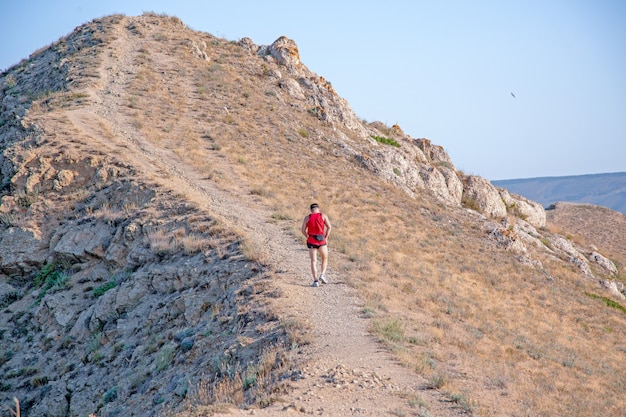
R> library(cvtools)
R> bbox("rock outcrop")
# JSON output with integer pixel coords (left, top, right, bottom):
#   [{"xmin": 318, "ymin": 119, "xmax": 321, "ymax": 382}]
[
  {"xmin": 500, "ymin": 189, "xmax": 546, "ymax": 229},
  {"xmin": 463, "ymin": 175, "xmax": 507, "ymax": 218}
]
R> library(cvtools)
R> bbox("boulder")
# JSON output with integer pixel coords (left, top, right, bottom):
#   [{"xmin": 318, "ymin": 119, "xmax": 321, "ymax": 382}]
[
  {"xmin": 548, "ymin": 235, "xmax": 594, "ymax": 277},
  {"xmin": 264, "ymin": 36, "xmax": 301, "ymax": 73},
  {"xmin": 279, "ymin": 77, "xmax": 305, "ymax": 99},
  {"xmin": 589, "ymin": 251, "xmax": 618, "ymax": 275},
  {"xmin": 414, "ymin": 138, "xmax": 453, "ymax": 165},
  {"xmin": 602, "ymin": 280, "xmax": 626, "ymax": 300},
  {"xmin": 0, "ymin": 226, "xmax": 47, "ymax": 278},
  {"xmin": 500, "ymin": 189, "xmax": 546, "ymax": 229},
  {"xmin": 53, "ymin": 169, "xmax": 77, "ymax": 190},
  {"xmin": 53, "ymin": 221, "xmax": 114, "ymax": 262},
  {"xmin": 462, "ymin": 175, "xmax": 507, "ymax": 218},
  {"xmin": 36, "ymin": 291, "xmax": 77, "ymax": 328},
  {"xmin": 438, "ymin": 166, "xmax": 464, "ymax": 205},
  {"xmin": 29, "ymin": 380, "xmax": 69, "ymax": 417}
]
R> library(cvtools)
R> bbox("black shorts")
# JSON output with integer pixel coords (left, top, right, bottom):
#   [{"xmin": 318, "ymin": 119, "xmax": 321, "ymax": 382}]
[{"xmin": 307, "ymin": 242, "xmax": 327, "ymax": 249}]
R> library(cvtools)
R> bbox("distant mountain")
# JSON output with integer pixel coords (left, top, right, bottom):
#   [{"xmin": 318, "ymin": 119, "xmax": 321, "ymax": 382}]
[{"xmin": 493, "ymin": 172, "xmax": 626, "ymax": 215}]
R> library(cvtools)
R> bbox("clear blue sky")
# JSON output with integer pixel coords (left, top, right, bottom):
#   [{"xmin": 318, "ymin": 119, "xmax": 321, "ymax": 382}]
[{"xmin": 2, "ymin": 1, "xmax": 625, "ymax": 180}]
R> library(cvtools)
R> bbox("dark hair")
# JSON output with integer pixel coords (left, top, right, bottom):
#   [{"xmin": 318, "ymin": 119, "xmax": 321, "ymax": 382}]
[{"xmin": 310, "ymin": 203, "xmax": 319, "ymax": 210}]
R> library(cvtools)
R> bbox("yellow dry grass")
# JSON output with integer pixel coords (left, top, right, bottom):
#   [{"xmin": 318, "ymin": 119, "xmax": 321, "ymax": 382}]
[{"xmin": 26, "ymin": 13, "xmax": 625, "ymax": 416}]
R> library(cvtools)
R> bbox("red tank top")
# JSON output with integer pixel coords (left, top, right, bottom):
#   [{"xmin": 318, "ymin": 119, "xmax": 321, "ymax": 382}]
[{"xmin": 307, "ymin": 212, "xmax": 326, "ymax": 245}]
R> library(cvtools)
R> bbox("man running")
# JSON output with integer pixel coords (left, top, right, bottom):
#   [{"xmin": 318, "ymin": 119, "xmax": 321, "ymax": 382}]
[{"xmin": 301, "ymin": 203, "xmax": 332, "ymax": 287}]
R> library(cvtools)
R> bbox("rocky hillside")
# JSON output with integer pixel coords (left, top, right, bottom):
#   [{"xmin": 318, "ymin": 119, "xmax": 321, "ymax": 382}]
[
  {"xmin": 547, "ymin": 202, "xmax": 626, "ymax": 275},
  {"xmin": 1, "ymin": 13, "xmax": 625, "ymax": 417}
]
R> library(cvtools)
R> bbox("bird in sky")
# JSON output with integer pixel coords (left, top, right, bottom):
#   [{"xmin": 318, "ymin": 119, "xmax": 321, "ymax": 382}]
[{"xmin": 510, "ymin": 92, "xmax": 516, "ymax": 98}]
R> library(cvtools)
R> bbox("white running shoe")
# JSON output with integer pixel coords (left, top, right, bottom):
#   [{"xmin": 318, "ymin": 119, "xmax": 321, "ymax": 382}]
[
  {"xmin": 312, "ymin": 281, "xmax": 320, "ymax": 287},
  {"xmin": 319, "ymin": 274, "xmax": 328, "ymax": 284}
]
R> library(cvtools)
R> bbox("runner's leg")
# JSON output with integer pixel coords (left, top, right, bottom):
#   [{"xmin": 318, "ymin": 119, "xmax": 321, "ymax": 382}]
[
  {"xmin": 319, "ymin": 245, "xmax": 328, "ymax": 277},
  {"xmin": 309, "ymin": 247, "xmax": 318, "ymax": 281}
]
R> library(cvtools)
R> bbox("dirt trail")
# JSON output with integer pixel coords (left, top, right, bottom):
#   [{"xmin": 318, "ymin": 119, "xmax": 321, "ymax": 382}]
[{"xmin": 67, "ymin": 17, "xmax": 463, "ymax": 416}]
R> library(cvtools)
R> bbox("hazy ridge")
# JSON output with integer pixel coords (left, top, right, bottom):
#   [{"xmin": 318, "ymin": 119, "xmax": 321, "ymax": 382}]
[{"xmin": 493, "ymin": 171, "xmax": 626, "ymax": 214}]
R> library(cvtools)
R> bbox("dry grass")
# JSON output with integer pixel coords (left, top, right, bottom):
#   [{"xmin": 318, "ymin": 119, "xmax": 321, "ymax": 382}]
[
  {"xmin": 16, "ymin": 13, "xmax": 624, "ymax": 416},
  {"xmin": 172, "ymin": 342, "xmax": 291, "ymax": 416},
  {"xmin": 145, "ymin": 221, "xmax": 221, "ymax": 256},
  {"xmin": 184, "ymin": 53, "xmax": 626, "ymax": 413}
]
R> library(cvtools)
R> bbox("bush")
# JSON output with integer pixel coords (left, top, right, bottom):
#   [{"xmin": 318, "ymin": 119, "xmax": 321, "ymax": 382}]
[
  {"xmin": 34, "ymin": 262, "xmax": 70, "ymax": 304},
  {"xmin": 371, "ymin": 135, "xmax": 400, "ymax": 147},
  {"xmin": 92, "ymin": 281, "xmax": 116, "ymax": 298}
]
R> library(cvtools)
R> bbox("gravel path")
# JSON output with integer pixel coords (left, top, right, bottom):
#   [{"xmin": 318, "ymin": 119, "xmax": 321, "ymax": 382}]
[{"xmin": 67, "ymin": 16, "xmax": 465, "ymax": 417}]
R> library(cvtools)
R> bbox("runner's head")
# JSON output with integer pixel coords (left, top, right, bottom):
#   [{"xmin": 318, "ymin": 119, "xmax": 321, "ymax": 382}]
[{"xmin": 310, "ymin": 203, "xmax": 319, "ymax": 212}]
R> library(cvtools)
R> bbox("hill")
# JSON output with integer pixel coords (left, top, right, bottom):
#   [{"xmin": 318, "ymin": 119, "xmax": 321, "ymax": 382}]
[
  {"xmin": 1, "ymin": 13, "xmax": 625, "ymax": 417},
  {"xmin": 547, "ymin": 202, "xmax": 626, "ymax": 274},
  {"xmin": 493, "ymin": 172, "xmax": 626, "ymax": 214}
]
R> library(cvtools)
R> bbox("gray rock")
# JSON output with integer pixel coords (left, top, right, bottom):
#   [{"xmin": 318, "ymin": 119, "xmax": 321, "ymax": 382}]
[
  {"xmin": 0, "ymin": 226, "xmax": 47, "ymax": 277},
  {"xmin": 548, "ymin": 235, "xmax": 594, "ymax": 277},
  {"xmin": 29, "ymin": 380, "xmax": 69, "ymax": 417},
  {"xmin": 279, "ymin": 77, "xmax": 305, "ymax": 99},
  {"xmin": 0, "ymin": 280, "xmax": 19, "ymax": 308},
  {"xmin": 35, "ymin": 291, "xmax": 76, "ymax": 327},
  {"xmin": 602, "ymin": 280, "xmax": 626, "ymax": 300},
  {"xmin": 70, "ymin": 304, "xmax": 95, "ymax": 340},
  {"xmin": 265, "ymin": 36, "xmax": 301, "ymax": 72},
  {"xmin": 463, "ymin": 175, "xmax": 507, "ymax": 218},
  {"xmin": 115, "ymin": 277, "xmax": 149, "ymax": 313},
  {"xmin": 589, "ymin": 251, "xmax": 618, "ymax": 275},
  {"xmin": 500, "ymin": 189, "xmax": 546, "ymax": 229},
  {"xmin": 53, "ymin": 221, "xmax": 113, "ymax": 262}
]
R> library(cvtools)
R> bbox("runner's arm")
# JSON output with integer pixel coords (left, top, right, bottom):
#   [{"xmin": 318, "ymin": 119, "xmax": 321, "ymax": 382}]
[
  {"xmin": 324, "ymin": 215, "xmax": 332, "ymax": 239},
  {"xmin": 301, "ymin": 215, "xmax": 309, "ymax": 237}
]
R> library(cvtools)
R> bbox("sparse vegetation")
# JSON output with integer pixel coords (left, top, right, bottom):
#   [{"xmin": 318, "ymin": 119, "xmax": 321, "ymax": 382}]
[
  {"xmin": 1, "ymin": 12, "xmax": 624, "ymax": 417},
  {"xmin": 585, "ymin": 292, "xmax": 626, "ymax": 314},
  {"xmin": 15, "ymin": 188, "xmax": 38, "ymax": 208},
  {"xmin": 155, "ymin": 345, "xmax": 175, "ymax": 372},
  {"xmin": 33, "ymin": 262, "xmax": 70, "ymax": 304},
  {"xmin": 372, "ymin": 318, "xmax": 405, "ymax": 344},
  {"xmin": 371, "ymin": 135, "xmax": 400, "ymax": 147},
  {"xmin": 92, "ymin": 281, "xmax": 116, "ymax": 298}
]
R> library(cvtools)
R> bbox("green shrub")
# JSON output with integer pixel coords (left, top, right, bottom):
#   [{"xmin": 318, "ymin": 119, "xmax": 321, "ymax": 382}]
[
  {"xmin": 372, "ymin": 318, "xmax": 405, "ymax": 343},
  {"xmin": 585, "ymin": 292, "xmax": 626, "ymax": 315},
  {"xmin": 371, "ymin": 135, "xmax": 400, "ymax": 147},
  {"xmin": 34, "ymin": 262, "xmax": 70, "ymax": 304},
  {"xmin": 155, "ymin": 345, "xmax": 175, "ymax": 372},
  {"xmin": 93, "ymin": 281, "xmax": 117, "ymax": 298},
  {"xmin": 103, "ymin": 386, "xmax": 118, "ymax": 403}
]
